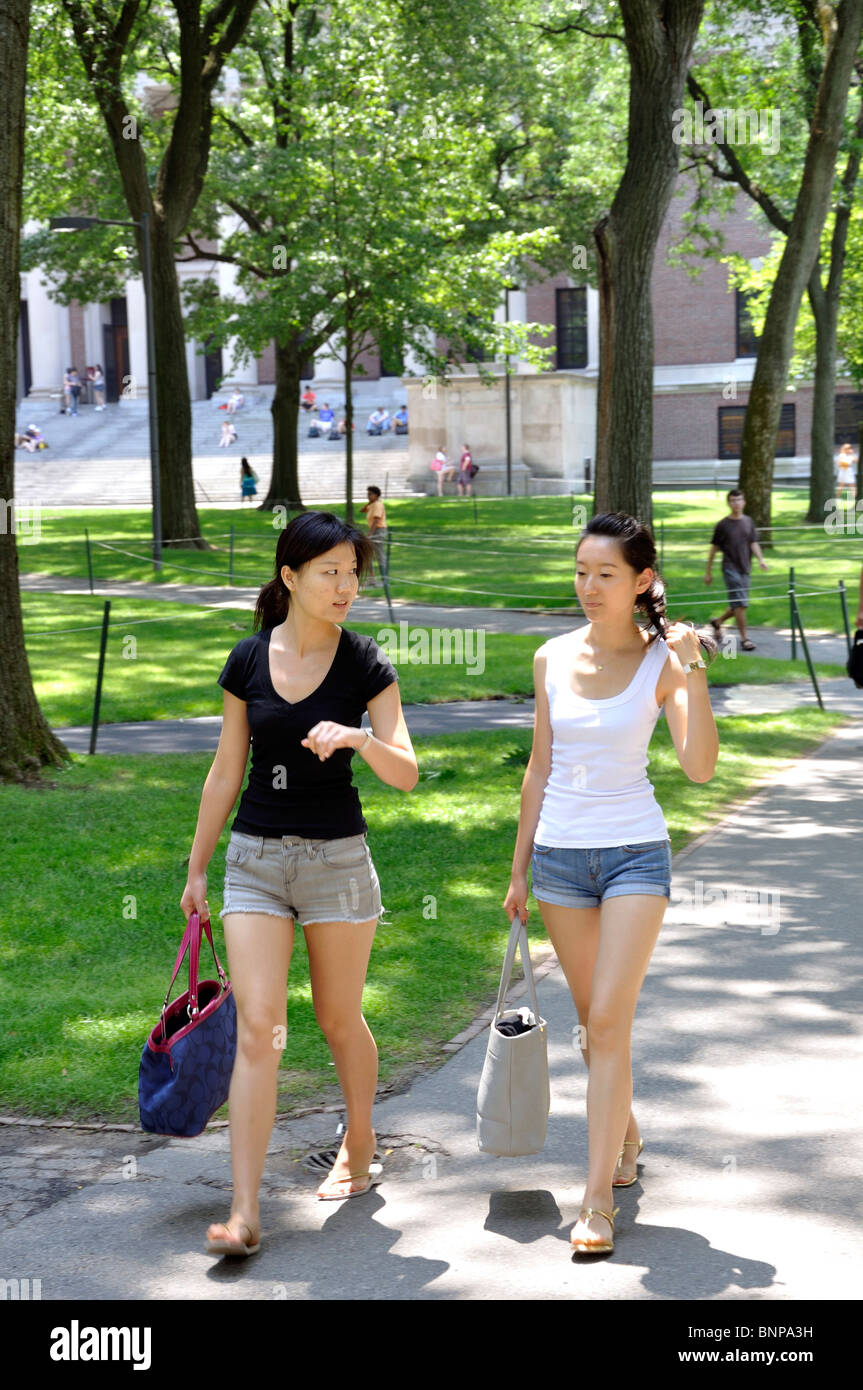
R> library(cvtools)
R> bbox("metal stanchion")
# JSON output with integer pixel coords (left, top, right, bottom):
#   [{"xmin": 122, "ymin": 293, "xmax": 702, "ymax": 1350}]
[
  {"xmin": 789, "ymin": 566, "xmax": 796, "ymax": 661},
  {"xmin": 85, "ymin": 528, "xmax": 94, "ymax": 595},
  {"xmin": 839, "ymin": 579, "xmax": 852, "ymax": 656},
  {"xmin": 790, "ymin": 592, "xmax": 823, "ymax": 710},
  {"xmin": 229, "ymin": 524, "xmax": 235, "ymax": 586},
  {"xmin": 89, "ymin": 600, "xmax": 112, "ymax": 755}
]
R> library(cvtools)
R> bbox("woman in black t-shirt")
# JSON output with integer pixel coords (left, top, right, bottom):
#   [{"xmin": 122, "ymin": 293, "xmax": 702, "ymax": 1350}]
[{"xmin": 181, "ymin": 512, "xmax": 418, "ymax": 1258}]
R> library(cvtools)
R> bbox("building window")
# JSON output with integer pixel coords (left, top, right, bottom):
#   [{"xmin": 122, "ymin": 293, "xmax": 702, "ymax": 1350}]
[
  {"xmin": 736, "ymin": 289, "xmax": 759, "ymax": 358},
  {"xmin": 556, "ymin": 288, "xmax": 587, "ymax": 369},
  {"xmin": 718, "ymin": 402, "xmax": 795, "ymax": 458},
  {"xmin": 834, "ymin": 392, "xmax": 863, "ymax": 446}
]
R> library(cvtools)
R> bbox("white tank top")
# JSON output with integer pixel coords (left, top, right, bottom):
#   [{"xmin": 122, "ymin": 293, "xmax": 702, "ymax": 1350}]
[{"xmin": 534, "ymin": 630, "xmax": 670, "ymax": 848}]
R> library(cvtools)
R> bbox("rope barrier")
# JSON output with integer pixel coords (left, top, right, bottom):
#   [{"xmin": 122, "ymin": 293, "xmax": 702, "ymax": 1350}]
[
  {"xmin": 93, "ymin": 539, "xmax": 261, "ymax": 583},
  {"xmin": 25, "ymin": 608, "xmax": 243, "ymax": 637}
]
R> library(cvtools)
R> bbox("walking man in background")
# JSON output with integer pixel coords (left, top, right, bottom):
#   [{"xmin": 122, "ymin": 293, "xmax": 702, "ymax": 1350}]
[
  {"xmin": 705, "ymin": 489, "xmax": 768, "ymax": 651},
  {"xmin": 361, "ymin": 485, "xmax": 388, "ymax": 588}
]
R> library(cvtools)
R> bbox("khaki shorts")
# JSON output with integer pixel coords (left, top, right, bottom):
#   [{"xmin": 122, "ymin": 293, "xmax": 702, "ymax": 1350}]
[{"xmin": 220, "ymin": 830, "xmax": 383, "ymax": 926}]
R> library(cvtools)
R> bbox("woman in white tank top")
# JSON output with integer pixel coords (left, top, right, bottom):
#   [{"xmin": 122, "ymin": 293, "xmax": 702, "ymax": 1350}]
[{"xmin": 503, "ymin": 512, "xmax": 718, "ymax": 1256}]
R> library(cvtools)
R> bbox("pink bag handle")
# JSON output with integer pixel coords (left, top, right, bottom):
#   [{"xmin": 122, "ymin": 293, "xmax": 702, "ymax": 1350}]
[{"xmin": 161, "ymin": 911, "xmax": 228, "ymax": 1027}]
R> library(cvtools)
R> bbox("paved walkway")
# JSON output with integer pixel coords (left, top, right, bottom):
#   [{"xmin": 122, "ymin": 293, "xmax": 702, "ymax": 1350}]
[
  {"xmin": 1, "ymin": 720, "xmax": 861, "ymax": 1298},
  {"xmin": 23, "ymin": 579, "xmax": 861, "ymax": 747}
]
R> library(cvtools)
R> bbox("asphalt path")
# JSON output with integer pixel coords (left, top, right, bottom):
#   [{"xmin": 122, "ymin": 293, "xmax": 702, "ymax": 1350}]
[{"xmin": 2, "ymin": 721, "xmax": 861, "ymax": 1300}]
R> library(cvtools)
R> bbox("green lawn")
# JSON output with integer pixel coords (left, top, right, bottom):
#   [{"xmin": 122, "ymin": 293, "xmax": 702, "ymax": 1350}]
[
  {"xmin": 0, "ymin": 711, "xmax": 846, "ymax": 1122},
  {"xmin": 21, "ymin": 593, "xmax": 848, "ymax": 727},
  {"xmin": 17, "ymin": 492, "xmax": 863, "ymax": 632}
]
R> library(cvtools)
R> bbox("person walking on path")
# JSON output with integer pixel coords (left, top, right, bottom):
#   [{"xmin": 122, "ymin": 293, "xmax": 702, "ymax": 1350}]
[
  {"xmin": 430, "ymin": 447, "xmax": 449, "ymax": 496},
  {"xmin": 705, "ymin": 489, "xmax": 768, "ymax": 651},
  {"xmin": 239, "ymin": 456, "xmax": 258, "ymax": 504},
  {"xmin": 504, "ymin": 512, "xmax": 718, "ymax": 1257},
  {"xmin": 180, "ymin": 511, "xmax": 418, "ymax": 1258},
  {"xmin": 360, "ymin": 484, "xmax": 387, "ymax": 587},
  {"xmin": 90, "ymin": 365, "xmax": 106, "ymax": 411},
  {"xmin": 457, "ymin": 444, "xmax": 477, "ymax": 497},
  {"xmin": 836, "ymin": 442, "xmax": 857, "ymax": 503}
]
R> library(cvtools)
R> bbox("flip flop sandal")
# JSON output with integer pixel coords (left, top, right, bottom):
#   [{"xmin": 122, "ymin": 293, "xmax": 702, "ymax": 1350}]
[
  {"xmin": 710, "ymin": 620, "xmax": 723, "ymax": 639},
  {"xmin": 741, "ymin": 640, "xmax": 756, "ymax": 651},
  {"xmin": 316, "ymin": 1162, "xmax": 383, "ymax": 1201},
  {"xmin": 205, "ymin": 1221, "xmax": 261, "ymax": 1257}
]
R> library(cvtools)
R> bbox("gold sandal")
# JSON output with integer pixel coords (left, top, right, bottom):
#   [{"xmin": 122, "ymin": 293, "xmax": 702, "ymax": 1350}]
[
  {"xmin": 612, "ymin": 1136, "xmax": 644, "ymax": 1187},
  {"xmin": 571, "ymin": 1205, "xmax": 619, "ymax": 1255}
]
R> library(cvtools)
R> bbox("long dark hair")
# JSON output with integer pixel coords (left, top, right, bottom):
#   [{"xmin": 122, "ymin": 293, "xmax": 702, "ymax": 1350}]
[
  {"xmin": 253, "ymin": 511, "xmax": 374, "ymax": 631},
  {"xmin": 576, "ymin": 512, "xmax": 717, "ymax": 662}
]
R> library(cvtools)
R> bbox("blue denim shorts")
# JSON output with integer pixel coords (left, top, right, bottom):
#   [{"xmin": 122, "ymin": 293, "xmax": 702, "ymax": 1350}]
[
  {"xmin": 220, "ymin": 830, "xmax": 383, "ymax": 926},
  {"xmin": 531, "ymin": 839, "xmax": 672, "ymax": 909},
  {"xmin": 722, "ymin": 562, "xmax": 751, "ymax": 609}
]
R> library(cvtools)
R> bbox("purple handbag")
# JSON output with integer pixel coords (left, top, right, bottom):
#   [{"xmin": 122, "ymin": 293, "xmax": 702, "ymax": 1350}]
[{"xmin": 138, "ymin": 911, "xmax": 237, "ymax": 1137}]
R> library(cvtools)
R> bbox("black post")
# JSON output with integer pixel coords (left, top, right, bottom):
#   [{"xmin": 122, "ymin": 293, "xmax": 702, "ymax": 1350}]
[
  {"xmin": 89, "ymin": 600, "xmax": 111, "ymax": 755},
  {"xmin": 504, "ymin": 286, "xmax": 512, "ymax": 496},
  {"xmin": 229, "ymin": 524, "xmax": 235, "ymax": 586},
  {"xmin": 789, "ymin": 566, "xmax": 796, "ymax": 661},
  {"xmin": 386, "ymin": 526, "xmax": 392, "ymax": 580},
  {"xmin": 791, "ymin": 593, "xmax": 823, "ymax": 710},
  {"xmin": 839, "ymin": 579, "xmax": 852, "ymax": 656},
  {"xmin": 140, "ymin": 212, "xmax": 162, "ymax": 574},
  {"xmin": 85, "ymin": 527, "xmax": 94, "ymax": 595}
]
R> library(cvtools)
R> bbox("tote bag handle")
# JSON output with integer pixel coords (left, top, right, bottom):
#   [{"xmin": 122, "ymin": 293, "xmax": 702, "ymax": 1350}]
[
  {"xmin": 493, "ymin": 912, "xmax": 541, "ymax": 1023},
  {"xmin": 161, "ymin": 911, "xmax": 228, "ymax": 1024}
]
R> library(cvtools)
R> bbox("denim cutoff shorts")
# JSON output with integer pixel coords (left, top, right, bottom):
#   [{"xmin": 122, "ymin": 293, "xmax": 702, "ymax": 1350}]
[
  {"xmin": 531, "ymin": 839, "xmax": 672, "ymax": 909},
  {"xmin": 220, "ymin": 830, "xmax": 383, "ymax": 926},
  {"xmin": 722, "ymin": 562, "xmax": 751, "ymax": 609}
]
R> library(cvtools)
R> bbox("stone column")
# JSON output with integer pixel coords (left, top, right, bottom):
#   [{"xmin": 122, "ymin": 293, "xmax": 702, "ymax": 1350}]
[
  {"xmin": 21, "ymin": 270, "xmax": 69, "ymax": 400},
  {"xmin": 123, "ymin": 274, "xmax": 148, "ymax": 407}
]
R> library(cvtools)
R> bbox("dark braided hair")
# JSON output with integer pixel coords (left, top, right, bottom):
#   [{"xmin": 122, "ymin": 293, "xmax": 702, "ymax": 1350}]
[
  {"xmin": 576, "ymin": 512, "xmax": 717, "ymax": 663},
  {"xmin": 253, "ymin": 511, "xmax": 374, "ymax": 632}
]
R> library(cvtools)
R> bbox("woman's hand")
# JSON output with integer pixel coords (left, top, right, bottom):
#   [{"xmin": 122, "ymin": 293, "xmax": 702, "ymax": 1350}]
[
  {"xmin": 664, "ymin": 620, "xmax": 705, "ymax": 669},
  {"xmin": 503, "ymin": 874, "xmax": 530, "ymax": 924},
  {"xmin": 302, "ymin": 721, "xmax": 361, "ymax": 761},
  {"xmin": 180, "ymin": 872, "xmax": 209, "ymax": 922}
]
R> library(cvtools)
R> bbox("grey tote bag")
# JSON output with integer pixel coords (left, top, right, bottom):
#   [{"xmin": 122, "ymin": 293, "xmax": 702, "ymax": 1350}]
[{"xmin": 476, "ymin": 913, "xmax": 550, "ymax": 1156}]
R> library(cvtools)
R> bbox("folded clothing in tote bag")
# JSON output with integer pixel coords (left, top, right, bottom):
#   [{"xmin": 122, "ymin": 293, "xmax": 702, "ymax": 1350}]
[
  {"xmin": 139, "ymin": 911, "xmax": 237, "ymax": 1137},
  {"xmin": 476, "ymin": 912, "xmax": 550, "ymax": 1156}
]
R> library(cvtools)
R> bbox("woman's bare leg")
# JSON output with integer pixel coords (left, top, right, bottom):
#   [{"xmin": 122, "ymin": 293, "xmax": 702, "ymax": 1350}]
[
  {"xmin": 573, "ymin": 894, "xmax": 667, "ymax": 1246},
  {"xmin": 304, "ymin": 918, "xmax": 379, "ymax": 1196},
  {"xmin": 206, "ymin": 911, "xmax": 293, "ymax": 1246},
  {"xmin": 538, "ymin": 899, "xmax": 641, "ymax": 1164}
]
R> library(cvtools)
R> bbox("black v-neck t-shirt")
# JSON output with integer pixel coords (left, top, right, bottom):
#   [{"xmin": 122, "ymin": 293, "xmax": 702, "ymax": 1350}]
[{"xmin": 217, "ymin": 625, "xmax": 398, "ymax": 839}]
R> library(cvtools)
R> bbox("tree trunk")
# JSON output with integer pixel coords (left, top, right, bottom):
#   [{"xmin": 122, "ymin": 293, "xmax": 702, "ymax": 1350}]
[
  {"xmin": 148, "ymin": 216, "xmax": 206, "ymax": 549},
  {"xmin": 593, "ymin": 0, "xmax": 705, "ymax": 530},
  {"xmin": 807, "ymin": 265, "xmax": 840, "ymax": 524},
  {"xmin": 344, "ymin": 304, "xmax": 355, "ymax": 525},
  {"xmin": 739, "ymin": 0, "xmax": 863, "ymax": 536},
  {"xmin": 807, "ymin": 80, "xmax": 863, "ymax": 524},
  {"xmin": 265, "ymin": 341, "xmax": 304, "ymax": 512},
  {"xmin": 0, "ymin": 0, "xmax": 69, "ymax": 782}
]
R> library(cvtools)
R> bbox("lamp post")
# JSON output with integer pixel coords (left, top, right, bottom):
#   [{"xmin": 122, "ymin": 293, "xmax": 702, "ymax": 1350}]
[
  {"xmin": 503, "ymin": 281, "xmax": 519, "ymax": 498},
  {"xmin": 49, "ymin": 214, "xmax": 162, "ymax": 572}
]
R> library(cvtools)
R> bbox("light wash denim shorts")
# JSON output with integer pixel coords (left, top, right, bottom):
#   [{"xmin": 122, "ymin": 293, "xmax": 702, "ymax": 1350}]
[
  {"xmin": 531, "ymin": 839, "xmax": 672, "ymax": 909},
  {"xmin": 722, "ymin": 562, "xmax": 751, "ymax": 609},
  {"xmin": 220, "ymin": 830, "xmax": 383, "ymax": 926}
]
